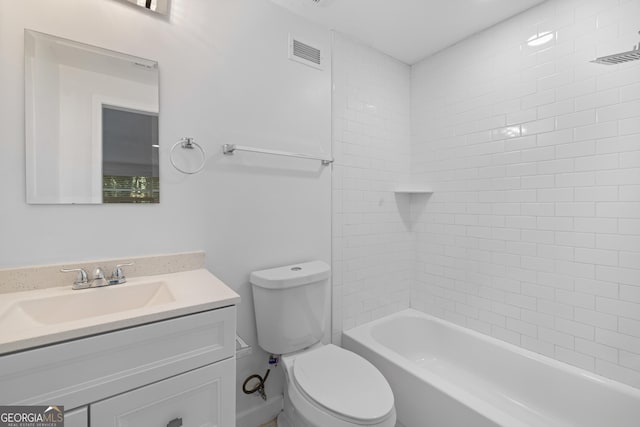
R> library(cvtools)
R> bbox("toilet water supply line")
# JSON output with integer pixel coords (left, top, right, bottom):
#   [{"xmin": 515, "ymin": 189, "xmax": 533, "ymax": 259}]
[{"xmin": 242, "ymin": 354, "xmax": 280, "ymax": 401}]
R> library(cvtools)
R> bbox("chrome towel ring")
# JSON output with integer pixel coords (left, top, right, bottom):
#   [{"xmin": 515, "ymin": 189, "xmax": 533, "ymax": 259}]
[{"xmin": 170, "ymin": 137, "xmax": 206, "ymax": 174}]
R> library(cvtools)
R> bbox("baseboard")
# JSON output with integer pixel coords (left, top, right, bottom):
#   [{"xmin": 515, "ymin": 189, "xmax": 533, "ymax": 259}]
[{"xmin": 236, "ymin": 394, "xmax": 283, "ymax": 427}]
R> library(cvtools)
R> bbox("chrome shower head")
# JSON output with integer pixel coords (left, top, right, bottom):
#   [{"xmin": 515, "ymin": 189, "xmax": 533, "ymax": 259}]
[
  {"xmin": 591, "ymin": 49, "xmax": 640, "ymax": 65},
  {"xmin": 592, "ymin": 31, "xmax": 640, "ymax": 65}
]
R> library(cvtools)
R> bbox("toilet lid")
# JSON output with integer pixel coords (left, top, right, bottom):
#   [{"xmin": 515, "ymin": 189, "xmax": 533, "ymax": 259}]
[{"xmin": 292, "ymin": 345, "xmax": 394, "ymax": 423}]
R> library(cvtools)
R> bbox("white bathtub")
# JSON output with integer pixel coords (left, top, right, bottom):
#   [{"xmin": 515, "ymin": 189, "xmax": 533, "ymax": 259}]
[{"xmin": 342, "ymin": 309, "xmax": 640, "ymax": 427}]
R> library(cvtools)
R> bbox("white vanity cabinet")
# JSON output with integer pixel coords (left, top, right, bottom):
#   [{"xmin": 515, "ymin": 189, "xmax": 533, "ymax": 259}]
[
  {"xmin": 91, "ymin": 359, "xmax": 234, "ymax": 427},
  {"xmin": 0, "ymin": 306, "xmax": 236, "ymax": 427}
]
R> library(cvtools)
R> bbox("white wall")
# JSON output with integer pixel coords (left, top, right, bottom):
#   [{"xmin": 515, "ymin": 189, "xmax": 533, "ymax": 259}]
[
  {"xmin": 331, "ymin": 33, "xmax": 412, "ymax": 343},
  {"xmin": 0, "ymin": 0, "xmax": 331, "ymax": 420},
  {"xmin": 411, "ymin": 0, "xmax": 640, "ymax": 388}
]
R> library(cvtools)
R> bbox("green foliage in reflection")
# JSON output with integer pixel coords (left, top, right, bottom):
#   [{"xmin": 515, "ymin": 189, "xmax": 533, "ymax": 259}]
[{"xmin": 103, "ymin": 175, "xmax": 159, "ymax": 203}]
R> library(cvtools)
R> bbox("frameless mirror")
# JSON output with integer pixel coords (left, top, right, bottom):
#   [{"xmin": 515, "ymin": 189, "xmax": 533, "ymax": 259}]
[
  {"xmin": 125, "ymin": 0, "xmax": 170, "ymax": 15},
  {"xmin": 25, "ymin": 30, "xmax": 160, "ymax": 204}
]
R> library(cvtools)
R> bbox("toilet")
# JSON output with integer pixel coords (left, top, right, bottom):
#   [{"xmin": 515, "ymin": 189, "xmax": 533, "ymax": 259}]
[{"xmin": 250, "ymin": 261, "xmax": 396, "ymax": 427}]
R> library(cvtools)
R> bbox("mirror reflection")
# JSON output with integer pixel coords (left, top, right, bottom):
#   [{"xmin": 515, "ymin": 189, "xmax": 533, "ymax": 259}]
[
  {"xmin": 125, "ymin": 0, "xmax": 170, "ymax": 15},
  {"xmin": 25, "ymin": 30, "xmax": 160, "ymax": 204}
]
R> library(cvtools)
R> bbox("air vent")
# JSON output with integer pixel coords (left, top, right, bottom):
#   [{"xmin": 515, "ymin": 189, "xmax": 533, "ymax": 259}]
[{"xmin": 289, "ymin": 35, "xmax": 323, "ymax": 70}]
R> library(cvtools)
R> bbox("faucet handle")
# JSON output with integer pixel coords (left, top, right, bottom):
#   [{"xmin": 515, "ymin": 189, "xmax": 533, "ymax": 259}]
[
  {"xmin": 61, "ymin": 268, "xmax": 90, "ymax": 290},
  {"xmin": 110, "ymin": 262, "xmax": 134, "ymax": 285}
]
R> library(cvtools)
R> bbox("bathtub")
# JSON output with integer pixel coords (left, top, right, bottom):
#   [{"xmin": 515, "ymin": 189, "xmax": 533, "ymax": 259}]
[{"xmin": 342, "ymin": 309, "xmax": 640, "ymax": 427}]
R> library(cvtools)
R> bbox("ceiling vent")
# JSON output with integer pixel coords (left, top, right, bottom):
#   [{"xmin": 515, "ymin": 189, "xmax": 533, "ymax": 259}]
[{"xmin": 289, "ymin": 35, "xmax": 323, "ymax": 70}]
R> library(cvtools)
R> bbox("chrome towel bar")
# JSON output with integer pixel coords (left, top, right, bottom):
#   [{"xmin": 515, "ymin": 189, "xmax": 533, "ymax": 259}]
[{"xmin": 222, "ymin": 144, "xmax": 333, "ymax": 166}]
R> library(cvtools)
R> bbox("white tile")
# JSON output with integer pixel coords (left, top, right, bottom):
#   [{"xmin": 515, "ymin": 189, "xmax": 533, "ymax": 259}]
[
  {"xmin": 539, "ymin": 327, "xmax": 574, "ymax": 348},
  {"xmin": 537, "ymin": 188, "xmax": 573, "ymax": 202},
  {"xmin": 619, "ymin": 318, "xmax": 640, "ymax": 338},
  {"xmin": 575, "ymin": 338, "xmax": 618, "ymax": 363},
  {"xmin": 596, "ymin": 328, "xmax": 640, "ymax": 354},
  {"xmin": 556, "ymin": 172, "xmax": 596, "ymax": 187},
  {"xmin": 620, "ymin": 117, "xmax": 640, "ymax": 136},
  {"xmin": 575, "ymin": 307, "xmax": 618, "ymax": 330},
  {"xmin": 555, "ymin": 231, "xmax": 595, "ymax": 248},
  {"xmin": 596, "ymin": 360, "xmax": 640, "ymax": 389},
  {"xmin": 597, "ymin": 201, "xmax": 640, "ymax": 218},
  {"xmin": 574, "ymin": 121, "xmax": 618, "ymax": 142},
  {"xmin": 409, "ymin": 0, "xmax": 640, "ymax": 390},
  {"xmin": 555, "ymin": 141, "xmax": 595, "ymax": 159},
  {"xmin": 597, "ymin": 100, "xmax": 640, "ymax": 123},
  {"xmin": 556, "ymin": 110, "xmax": 596, "ymax": 130},
  {"xmin": 555, "ymin": 346, "xmax": 595, "ymax": 371},
  {"xmin": 574, "ymin": 187, "xmax": 618, "ymax": 202},
  {"xmin": 574, "ymin": 278, "xmax": 619, "ymax": 298},
  {"xmin": 620, "ymin": 219, "xmax": 640, "ymax": 235},
  {"xmin": 574, "ymin": 88, "xmax": 619, "ymax": 111},
  {"xmin": 597, "ymin": 297, "xmax": 640, "ymax": 321},
  {"xmin": 619, "ymin": 350, "xmax": 640, "ymax": 372},
  {"xmin": 574, "ymin": 248, "xmax": 618, "ymax": 266},
  {"xmin": 596, "ymin": 265, "xmax": 640, "ymax": 286},
  {"xmin": 620, "ymin": 153, "xmax": 640, "ymax": 169},
  {"xmin": 574, "ymin": 154, "xmax": 619, "ymax": 171},
  {"xmin": 556, "ymin": 202, "xmax": 595, "ymax": 217},
  {"xmin": 620, "ymin": 285, "xmax": 640, "ymax": 304},
  {"xmin": 596, "ymin": 234, "xmax": 640, "ymax": 252}
]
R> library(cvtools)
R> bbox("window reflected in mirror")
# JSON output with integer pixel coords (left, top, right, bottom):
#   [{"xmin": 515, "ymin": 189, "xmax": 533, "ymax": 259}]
[
  {"xmin": 102, "ymin": 106, "xmax": 159, "ymax": 203},
  {"xmin": 125, "ymin": 0, "xmax": 170, "ymax": 15},
  {"xmin": 24, "ymin": 30, "xmax": 160, "ymax": 204}
]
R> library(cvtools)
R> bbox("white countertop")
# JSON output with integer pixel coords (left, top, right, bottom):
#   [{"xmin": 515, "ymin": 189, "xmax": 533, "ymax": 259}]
[{"xmin": 0, "ymin": 269, "xmax": 240, "ymax": 355}]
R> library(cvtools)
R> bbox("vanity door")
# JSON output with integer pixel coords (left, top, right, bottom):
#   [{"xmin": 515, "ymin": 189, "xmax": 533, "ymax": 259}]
[
  {"xmin": 65, "ymin": 406, "xmax": 88, "ymax": 427},
  {"xmin": 90, "ymin": 358, "xmax": 235, "ymax": 427}
]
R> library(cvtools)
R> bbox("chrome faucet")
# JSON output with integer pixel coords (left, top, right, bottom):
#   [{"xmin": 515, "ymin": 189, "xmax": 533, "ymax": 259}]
[
  {"xmin": 61, "ymin": 262, "xmax": 134, "ymax": 290},
  {"xmin": 91, "ymin": 267, "xmax": 108, "ymax": 287}
]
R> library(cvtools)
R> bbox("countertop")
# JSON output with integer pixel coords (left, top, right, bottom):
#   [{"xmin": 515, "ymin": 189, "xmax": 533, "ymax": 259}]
[{"xmin": 0, "ymin": 268, "xmax": 240, "ymax": 355}]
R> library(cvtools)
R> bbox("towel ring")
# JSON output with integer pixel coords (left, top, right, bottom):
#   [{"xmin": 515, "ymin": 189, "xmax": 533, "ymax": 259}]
[{"xmin": 170, "ymin": 137, "xmax": 206, "ymax": 174}]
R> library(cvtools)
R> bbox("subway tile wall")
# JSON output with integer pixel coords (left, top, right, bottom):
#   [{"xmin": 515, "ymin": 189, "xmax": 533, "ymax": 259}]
[
  {"xmin": 411, "ymin": 0, "xmax": 640, "ymax": 387},
  {"xmin": 332, "ymin": 32, "xmax": 412, "ymax": 344}
]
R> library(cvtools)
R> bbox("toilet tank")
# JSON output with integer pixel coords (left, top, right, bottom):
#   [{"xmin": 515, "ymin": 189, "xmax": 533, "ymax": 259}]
[{"xmin": 250, "ymin": 261, "xmax": 331, "ymax": 355}]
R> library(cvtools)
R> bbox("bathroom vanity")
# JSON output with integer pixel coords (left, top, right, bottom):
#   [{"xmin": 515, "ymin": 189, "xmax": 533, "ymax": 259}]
[{"xmin": 0, "ymin": 268, "xmax": 240, "ymax": 427}]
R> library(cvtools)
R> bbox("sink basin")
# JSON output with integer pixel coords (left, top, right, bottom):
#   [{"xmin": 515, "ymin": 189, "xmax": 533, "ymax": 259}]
[
  {"xmin": 0, "ymin": 268, "xmax": 241, "ymax": 355},
  {"xmin": 9, "ymin": 281, "xmax": 175, "ymax": 325}
]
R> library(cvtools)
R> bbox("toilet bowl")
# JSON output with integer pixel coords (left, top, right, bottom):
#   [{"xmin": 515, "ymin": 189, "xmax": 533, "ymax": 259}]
[
  {"xmin": 277, "ymin": 344, "xmax": 396, "ymax": 427},
  {"xmin": 250, "ymin": 261, "xmax": 396, "ymax": 427}
]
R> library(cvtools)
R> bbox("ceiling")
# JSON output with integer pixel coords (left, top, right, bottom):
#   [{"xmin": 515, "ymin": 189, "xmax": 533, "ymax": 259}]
[{"xmin": 270, "ymin": 0, "xmax": 548, "ymax": 64}]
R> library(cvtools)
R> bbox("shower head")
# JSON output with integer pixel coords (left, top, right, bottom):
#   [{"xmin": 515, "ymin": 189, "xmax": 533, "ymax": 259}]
[
  {"xmin": 591, "ymin": 49, "xmax": 640, "ymax": 65},
  {"xmin": 591, "ymin": 31, "xmax": 640, "ymax": 65}
]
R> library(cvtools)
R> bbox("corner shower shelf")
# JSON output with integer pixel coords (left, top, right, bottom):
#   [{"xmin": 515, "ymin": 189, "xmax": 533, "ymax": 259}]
[{"xmin": 394, "ymin": 187, "xmax": 433, "ymax": 194}]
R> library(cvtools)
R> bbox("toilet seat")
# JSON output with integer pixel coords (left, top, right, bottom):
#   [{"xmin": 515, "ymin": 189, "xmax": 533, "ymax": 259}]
[{"xmin": 291, "ymin": 344, "xmax": 395, "ymax": 425}]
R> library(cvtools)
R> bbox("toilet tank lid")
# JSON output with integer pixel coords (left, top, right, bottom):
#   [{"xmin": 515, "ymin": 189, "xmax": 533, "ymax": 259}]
[{"xmin": 250, "ymin": 260, "xmax": 330, "ymax": 289}]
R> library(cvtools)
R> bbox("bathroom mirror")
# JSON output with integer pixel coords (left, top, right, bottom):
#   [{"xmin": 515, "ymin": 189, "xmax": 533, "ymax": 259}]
[{"xmin": 25, "ymin": 30, "xmax": 160, "ymax": 204}]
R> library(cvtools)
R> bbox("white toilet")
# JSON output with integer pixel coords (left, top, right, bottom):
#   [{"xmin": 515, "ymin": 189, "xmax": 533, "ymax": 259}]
[{"xmin": 250, "ymin": 261, "xmax": 396, "ymax": 427}]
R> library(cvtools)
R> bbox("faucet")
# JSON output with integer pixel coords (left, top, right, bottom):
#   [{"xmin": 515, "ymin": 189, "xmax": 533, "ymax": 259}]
[
  {"xmin": 91, "ymin": 267, "xmax": 108, "ymax": 287},
  {"xmin": 61, "ymin": 262, "xmax": 134, "ymax": 290}
]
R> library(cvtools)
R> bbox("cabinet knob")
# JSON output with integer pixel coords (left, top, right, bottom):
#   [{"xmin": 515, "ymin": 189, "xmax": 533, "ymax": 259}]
[{"xmin": 167, "ymin": 417, "xmax": 183, "ymax": 427}]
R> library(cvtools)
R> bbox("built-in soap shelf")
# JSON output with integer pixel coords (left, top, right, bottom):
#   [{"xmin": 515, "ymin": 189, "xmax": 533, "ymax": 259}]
[{"xmin": 394, "ymin": 187, "xmax": 433, "ymax": 195}]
